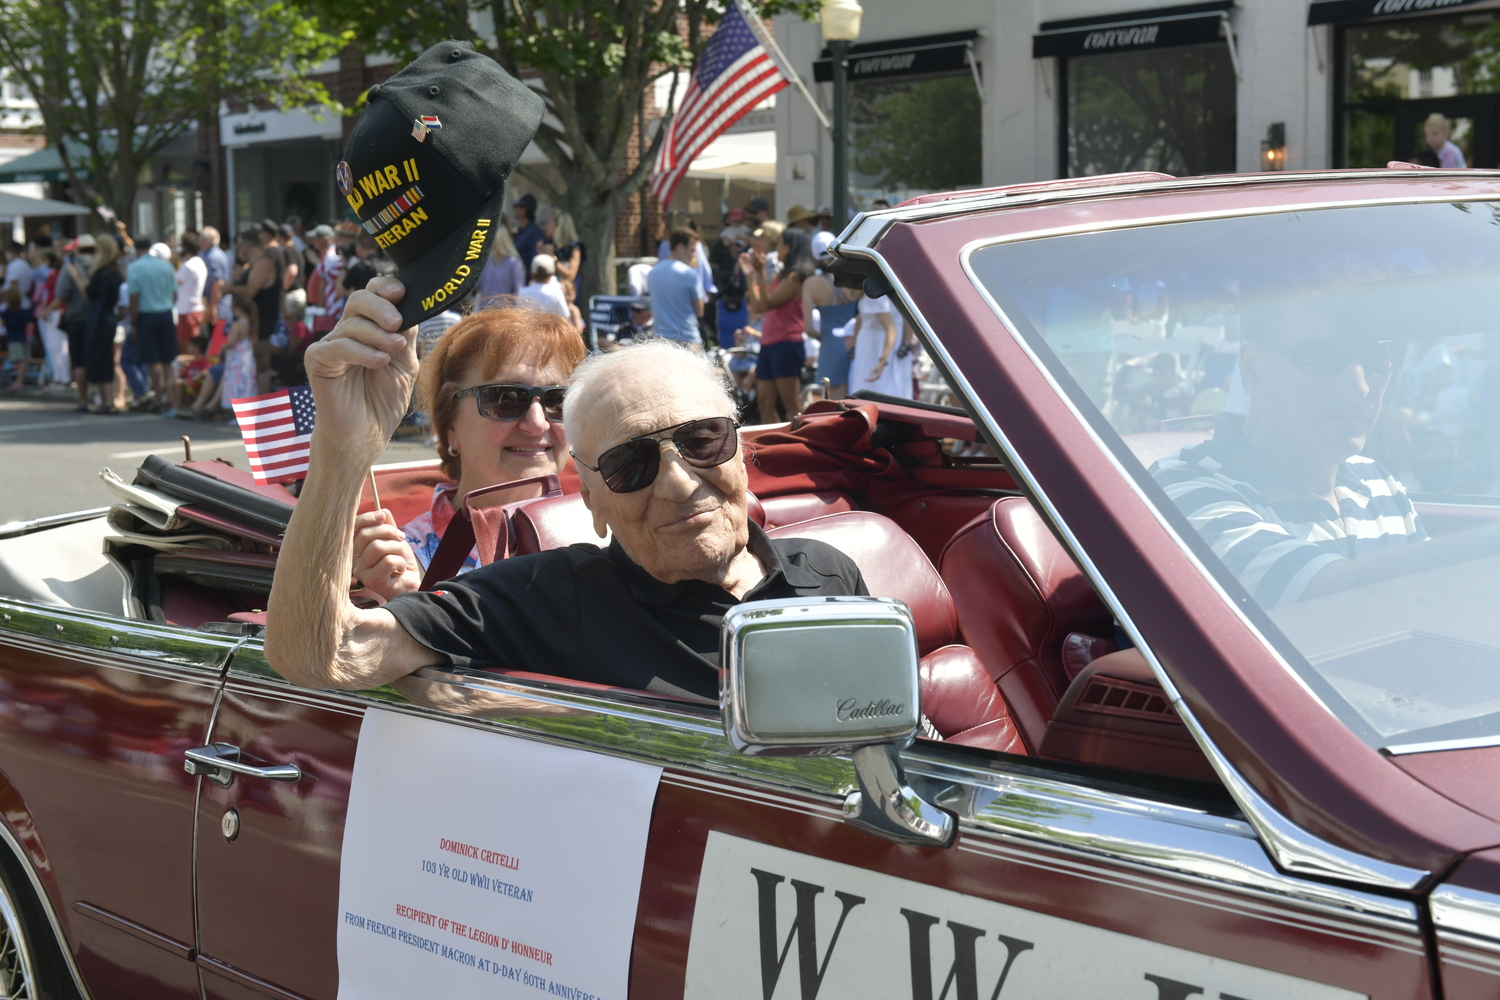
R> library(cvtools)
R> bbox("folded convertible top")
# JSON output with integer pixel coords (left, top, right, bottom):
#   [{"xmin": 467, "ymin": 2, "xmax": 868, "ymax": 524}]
[{"xmin": 134, "ymin": 455, "xmax": 295, "ymax": 537}]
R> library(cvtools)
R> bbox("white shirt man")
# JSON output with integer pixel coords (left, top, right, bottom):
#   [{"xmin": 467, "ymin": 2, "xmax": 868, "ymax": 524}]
[
  {"xmin": 175, "ymin": 251, "xmax": 207, "ymax": 317},
  {"xmin": 517, "ymin": 253, "xmax": 570, "ymax": 319}
]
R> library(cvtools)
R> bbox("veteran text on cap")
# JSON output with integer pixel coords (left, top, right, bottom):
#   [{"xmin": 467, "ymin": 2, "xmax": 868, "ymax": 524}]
[{"xmin": 338, "ymin": 41, "xmax": 545, "ymax": 328}]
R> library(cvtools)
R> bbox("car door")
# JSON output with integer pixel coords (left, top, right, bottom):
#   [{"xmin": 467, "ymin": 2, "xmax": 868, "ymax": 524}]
[
  {"xmin": 188, "ymin": 645, "xmax": 1432, "ymax": 999},
  {"xmin": 0, "ymin": 597, "xmax": 237, "ymax": 1000},
  {"xmin": 192, "ymin": 643, "xmax": 362, "ymax": 1000}
]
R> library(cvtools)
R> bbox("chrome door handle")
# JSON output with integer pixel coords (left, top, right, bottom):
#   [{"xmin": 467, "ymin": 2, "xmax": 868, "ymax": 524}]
[{"xmin": 184, "ymin": 743, "xmax": 301, "ymax": 787}]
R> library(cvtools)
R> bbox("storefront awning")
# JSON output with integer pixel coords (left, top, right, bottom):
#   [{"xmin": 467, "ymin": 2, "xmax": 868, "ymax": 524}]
[
  {"xmin": 1307, "ymin": 0, "xmax": 1489, "ymax": 25},
  {"xmin": 813, "ymin": 31, "xmax": 978, "ymax": 83},
  {"xmin": 0, "ymin": 142, "xmax": 94, "ymax": 185},
  {"xmin": 1033, "ymin": 1, "xmax": 1234, "ymax": 59},
  {"xmin": 0, "ymin": 191, "xmax": 89, "ymax": 218},
  {"xmin": 685, "ymin": 130, "xmax": 776, "ymax": 181}
]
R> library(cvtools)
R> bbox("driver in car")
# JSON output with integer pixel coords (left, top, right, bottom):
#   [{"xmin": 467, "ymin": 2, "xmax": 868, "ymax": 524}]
[
  {"xmin": 1151, "ymin": 291, "xmax": 1498, "ymax": 606},
  {"xmin": 265, "ymin": 279, "xmax": 867, "ymax": 699}
]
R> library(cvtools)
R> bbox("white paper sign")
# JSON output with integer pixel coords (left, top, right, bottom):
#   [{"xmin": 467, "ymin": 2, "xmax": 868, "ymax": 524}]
[
  {"xmin": 685, "ymin": 832, "xmax": 1366, "ymax": 1000},
  {"xmin": 337, "ymin": 708, "xmax": 662, "ymax": 1000}
]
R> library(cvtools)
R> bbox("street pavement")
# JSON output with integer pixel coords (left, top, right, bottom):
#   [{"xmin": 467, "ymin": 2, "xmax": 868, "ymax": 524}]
[{"xmin": 0, "ymin": 384, "xmax": 433, "ymax": 524}]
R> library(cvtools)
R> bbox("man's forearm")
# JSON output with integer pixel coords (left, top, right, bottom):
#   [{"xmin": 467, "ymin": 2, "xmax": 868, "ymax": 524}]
[
  {"xmin": 1305, "ymin": 519, "xmax": 1500, "ymax": 601},
  {"xmin": 265, "ymin": 434, "xmax": 375, "ymax": 687}
]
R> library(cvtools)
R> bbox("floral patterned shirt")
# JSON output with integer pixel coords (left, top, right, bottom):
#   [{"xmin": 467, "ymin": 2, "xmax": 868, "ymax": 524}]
[{"xmin": 402, "ymin": 484, "xmax": 480, "ymax": 575}]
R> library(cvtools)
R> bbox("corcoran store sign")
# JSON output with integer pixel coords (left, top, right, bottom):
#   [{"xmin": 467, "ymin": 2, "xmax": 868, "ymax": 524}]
[
  {"xmin": 1307, "ymin": 0, "xmax": 1486, "ymax": 25},
  {"xmin": 1032, "ymin": 3, "xmax": 1233, "ymax": 60},
  {"xmin": 812, "ymin": 32, "xmax": 976, "ymax": 84},
  {"xmin": 684, "ymin": 833, "xmax": 1365, "ymax": 1000}
]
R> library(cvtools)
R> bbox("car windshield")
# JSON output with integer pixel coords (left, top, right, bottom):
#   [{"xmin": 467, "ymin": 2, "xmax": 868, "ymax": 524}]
[{"xmin": 969, "ymin": 200, "xmax": 1500, "ymax": 751}]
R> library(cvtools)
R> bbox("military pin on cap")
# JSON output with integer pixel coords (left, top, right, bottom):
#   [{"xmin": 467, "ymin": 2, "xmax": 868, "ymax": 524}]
[
  {"xmin": 336, "ymin": 161, "xmax": 353, "ymax": 196},
  {"xmin": 411, "ymin": 115, "xmax": 443, "ymax": 142}
]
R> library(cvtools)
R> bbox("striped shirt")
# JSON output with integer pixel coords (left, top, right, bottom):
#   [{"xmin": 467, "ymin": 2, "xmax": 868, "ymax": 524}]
[{"xmin": 1150, "ymin": 415, "xmax": 1428, "ymax": 608}]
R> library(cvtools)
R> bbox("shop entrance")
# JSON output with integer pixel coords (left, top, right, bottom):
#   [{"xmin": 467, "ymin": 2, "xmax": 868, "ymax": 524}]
[{"xmin": 1393, "ymin": 96, "xmax": 1496, "ymax": 168}]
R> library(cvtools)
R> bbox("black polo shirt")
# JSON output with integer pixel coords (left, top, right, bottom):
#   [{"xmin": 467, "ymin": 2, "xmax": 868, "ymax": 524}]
[{"xmin": 384, "ymin": 522, "xmax": 867, "ymax": 700}]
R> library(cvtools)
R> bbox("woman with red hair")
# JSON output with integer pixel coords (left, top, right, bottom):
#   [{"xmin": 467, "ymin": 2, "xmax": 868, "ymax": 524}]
[{"xmin": 351, "ymin": 306, "xmax": 587, "ymax": 600}]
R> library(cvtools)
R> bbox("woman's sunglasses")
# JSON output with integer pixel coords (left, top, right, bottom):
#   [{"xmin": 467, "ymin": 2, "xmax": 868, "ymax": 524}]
[
  {"xmin": 573, "ymin": 416, "xmax": 739, "ymax": 494},
  {"xmin": 1253, "ymin": 338, "xmax": 1397, "ymax": 377},
  {"xmin": 453, "ymin": 383, "xmax": 566, "ymax": 422}
]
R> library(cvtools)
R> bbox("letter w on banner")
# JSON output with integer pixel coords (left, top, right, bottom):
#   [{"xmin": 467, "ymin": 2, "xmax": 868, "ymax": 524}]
[
  {"xmin": 231, "ymin": 386, "xmax": 317, "ymax": 485},
  {"xmin": 647, "ymin": 0, "xmax": 794, "ymax": 208}
]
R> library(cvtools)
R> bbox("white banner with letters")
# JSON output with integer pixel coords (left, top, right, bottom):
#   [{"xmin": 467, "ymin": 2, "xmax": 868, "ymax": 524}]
[
  {"xmin": 684, "ymin": 832, "xmax": 1366, "ymax": 1000},
  {"xmin": 337, "ymin": 708, "xmax": 662, "ymax": 1000}
]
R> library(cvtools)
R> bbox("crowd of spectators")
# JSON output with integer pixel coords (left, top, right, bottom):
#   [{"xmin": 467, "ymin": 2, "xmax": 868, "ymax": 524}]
[{"xmin": 0, "ymin": 190, "xmax": 922, "ymax": 428}]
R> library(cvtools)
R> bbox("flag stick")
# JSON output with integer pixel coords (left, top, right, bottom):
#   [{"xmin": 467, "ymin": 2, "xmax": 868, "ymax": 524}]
[
  {"xmin": 737, "ymin": 0, "xmax": 831, "ymax": 131},
  {"xmin": 368, "ymin": 470, "xmax": 382, "ymax": 512}
]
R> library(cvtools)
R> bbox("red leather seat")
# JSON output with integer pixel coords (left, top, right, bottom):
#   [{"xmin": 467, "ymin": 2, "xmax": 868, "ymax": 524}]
[
  {"xmin": 938, "ymin": 498, "xmax": 1114, "ymax": 753},
  {"xmin": 767, "ymin": 511, "xmax": 1025, "ymax": 754},
  {"xmin": 510, "ymin": 491, "xmax": 769, "ymax": 556},
  {"xmin": 511, "ymin": 493, "xmax": 609, "ymax": 555},
  {"xmin": 757, "ymin": 490, "xmax": 855, "ymax": 529}
]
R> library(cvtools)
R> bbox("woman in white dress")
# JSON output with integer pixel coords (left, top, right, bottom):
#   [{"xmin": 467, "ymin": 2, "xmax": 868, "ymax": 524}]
[{"xmin": 847, "ymin": 294, "xmax": 916, "ymax": 399}]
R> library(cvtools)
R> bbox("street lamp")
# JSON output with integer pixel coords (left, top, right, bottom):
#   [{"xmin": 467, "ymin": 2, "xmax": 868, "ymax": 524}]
[{"xmin": 821, "ymin": 0, "xmax": 862, "ymax": 235}]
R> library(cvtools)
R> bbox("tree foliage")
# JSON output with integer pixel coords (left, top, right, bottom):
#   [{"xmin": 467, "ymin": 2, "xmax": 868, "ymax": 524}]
[
  {"xmin": 0, "ymin": 0, "xmax": 345, "ymax": 220},
  {"xmin": 303, "ymin": 0, "xmax": 820, "ymax": 296},
  {"xmin": 852, "ymin": 76, "xmax": 980, "ymax": 195}
]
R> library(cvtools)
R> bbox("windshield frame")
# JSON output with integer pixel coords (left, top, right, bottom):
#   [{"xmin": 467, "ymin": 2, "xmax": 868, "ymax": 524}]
[{"xmin": 958, "ymin": 194, "xmax": 1500, "ymax": 754}]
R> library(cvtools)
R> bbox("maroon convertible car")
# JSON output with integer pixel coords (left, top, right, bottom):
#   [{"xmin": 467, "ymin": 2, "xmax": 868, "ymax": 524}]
[{"xmin": 1, "ymin": 168, "xmax": 1500, "ymax": 999}]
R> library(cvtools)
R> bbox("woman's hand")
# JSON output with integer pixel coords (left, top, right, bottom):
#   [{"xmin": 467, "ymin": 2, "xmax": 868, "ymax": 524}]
[
  {"xmin": 303, "ymin": 276, "xmax": 418, "ymax": 462},
  {"xmin": 350, "ymin": 509, "xmax": 422, "ymax": 602}
]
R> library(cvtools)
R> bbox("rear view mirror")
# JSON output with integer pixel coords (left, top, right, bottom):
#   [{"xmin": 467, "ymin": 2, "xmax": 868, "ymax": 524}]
[
  {"xmin": 721, "ymin": 597, "xmax": 953, "ymax": 848},
  {"xmin": 722, "ymin": 597, "xmax": 919, "ymax": 755}
]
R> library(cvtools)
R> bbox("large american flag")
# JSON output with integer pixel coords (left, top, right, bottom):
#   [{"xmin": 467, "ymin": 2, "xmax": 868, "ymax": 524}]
[
  {"xmin": 230, "ymin": 386, "xmax": 318, "ymax": 485},
  {"xmin": 647, "ymin": 0, "xmax": 792, "ymax": 207}
]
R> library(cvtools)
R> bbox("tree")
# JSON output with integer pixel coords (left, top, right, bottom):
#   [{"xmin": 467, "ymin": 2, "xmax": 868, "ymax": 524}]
[
  {"xmin": 303, "ymin": 0, "xmax": 819, "ymax": 298},
  {"xmin": 0, "ymin": 0, "xmax": 344, "ymax": 228},
  {"xmin": 852, "ymin": 76, "xmax": 981, "ymax": 196}
]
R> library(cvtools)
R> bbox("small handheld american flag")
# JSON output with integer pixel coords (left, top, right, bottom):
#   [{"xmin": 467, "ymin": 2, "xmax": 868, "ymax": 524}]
[
  {"xmin": 230, "ymin": 386, "xmax": 318, "ymax": 485},
  {"xmin": 647, "ymin": 0, "xmax": 793, "ymax": 208}
]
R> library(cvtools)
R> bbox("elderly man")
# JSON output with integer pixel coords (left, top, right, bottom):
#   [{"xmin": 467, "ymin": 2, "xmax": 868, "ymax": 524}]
[{"xmin": 265, "ymin": 278, "xmax": 866, "ymax": 697}]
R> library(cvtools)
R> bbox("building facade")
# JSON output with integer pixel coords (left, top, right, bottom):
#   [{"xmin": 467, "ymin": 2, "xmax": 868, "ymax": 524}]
[{"xmin": 773, "ymin": 0, "xmax": 1500, "ymax": 215}]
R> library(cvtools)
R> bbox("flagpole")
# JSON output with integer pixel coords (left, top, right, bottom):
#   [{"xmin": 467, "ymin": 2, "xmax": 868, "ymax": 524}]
[{"xmin": 738, "ymin": 0, "xmax": 831, "ymax": 131}]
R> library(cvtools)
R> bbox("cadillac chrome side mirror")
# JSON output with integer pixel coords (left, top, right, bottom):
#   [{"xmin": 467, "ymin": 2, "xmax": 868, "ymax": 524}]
[{"xmin": 722, "ymin": 597, "xmax": 954, "ymax": 847}]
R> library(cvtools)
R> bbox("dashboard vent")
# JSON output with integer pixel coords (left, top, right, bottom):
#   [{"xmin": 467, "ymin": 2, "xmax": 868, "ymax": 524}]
[{"xmin": 1075, "ymin": 676, "xmax": 1179, "ymax": 722}]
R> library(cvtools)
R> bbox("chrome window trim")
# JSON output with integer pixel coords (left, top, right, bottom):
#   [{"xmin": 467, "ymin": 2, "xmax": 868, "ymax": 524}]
[
  {"xmin": 0, "ymin": 597, "xmax": 239, "ymax": 675},
  {"xmin": 1384, "ymin": 734, "xmax": 1500, "ymax": 756},
  {"xmin": 219, "ymin": 643, "xmax": 1423, "ymax": 935},
  {"xmin": 829, "ymin": 230, "xmax": 1430, "ymax": 892},
  {"xmin": 833, "ymin": 169, "xmax": 1500, "ymax": 234},
  {"xmin": 0, "ymin": 507, "xmax": 111, "ymax": 541}
]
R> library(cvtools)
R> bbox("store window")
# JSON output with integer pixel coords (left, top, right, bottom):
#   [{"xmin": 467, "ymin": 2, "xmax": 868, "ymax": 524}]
[
  {"xmin": 1034, "ymin": 3, "xmax": 1239, "ymax": 178},
  {"xmin": 814, "ymin": 32, "xmax": 984, "ymax": 209},
  {"xmin": 1338, "ymin": 11, "xmax": 1500, "ymax": 168},
  {"xmin": 1065, "ymin": 43, "xmax": 1236, "ymax": 176},
  {"xmin": 849, "ymin": 74, "xmax": 982, "ymax": 207}
]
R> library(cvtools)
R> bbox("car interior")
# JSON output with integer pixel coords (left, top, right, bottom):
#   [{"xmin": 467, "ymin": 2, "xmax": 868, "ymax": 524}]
[{"xmin": 0, "ymin": 391, "xmax": 1229, "ymax": 787}]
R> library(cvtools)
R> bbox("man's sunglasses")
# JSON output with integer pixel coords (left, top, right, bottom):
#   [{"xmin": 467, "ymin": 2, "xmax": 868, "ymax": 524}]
[
  {"xmin": 1253, "ymin": 338, "xmax": 1397, "ymax": 377},
  {"xmin": 453, "ymin": 383, "xmax": 566, "ymax": 421},
  {"xmin": 573, "ymin": 416, "xmax": 739, "ymax": 494}
]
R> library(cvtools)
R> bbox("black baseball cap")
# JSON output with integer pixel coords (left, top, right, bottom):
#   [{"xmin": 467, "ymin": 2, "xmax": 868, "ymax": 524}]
[{"xmin": 338, "ymin": 41, "xmax": 544, "ymax": 328}]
